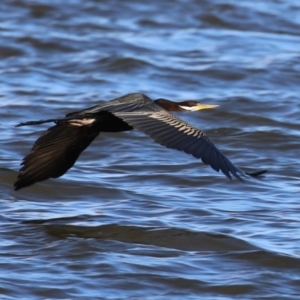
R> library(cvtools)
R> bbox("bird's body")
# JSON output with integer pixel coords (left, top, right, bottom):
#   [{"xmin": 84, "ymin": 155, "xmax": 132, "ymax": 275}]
[{"xmin": 14, "ymin": 93, "xmax": 265, "ymax": 190}]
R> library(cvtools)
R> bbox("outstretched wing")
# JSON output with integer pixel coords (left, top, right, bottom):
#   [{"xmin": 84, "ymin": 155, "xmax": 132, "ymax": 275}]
[
  {"xmin": 66, "ymin": 93, "xmax": 155, "ymax": 117},
  {"xmin": 14, "ymin": 94, "xmax": 151, "ymax": 190},
  {"xmin": 113, "ymin": 110, "xmax": 244, "ymax": 180},
  {"xmin": 14, "ymin": 121, "xmax": 100, "ymax": 190}
]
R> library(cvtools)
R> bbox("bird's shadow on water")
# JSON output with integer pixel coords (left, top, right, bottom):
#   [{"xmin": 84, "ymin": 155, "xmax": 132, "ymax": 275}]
[
  {"xmin": 22, "ymin": 215, "xmax": 258, "ymax": 252},
  {"xmin": 18, "ymin": 216, "xmax": 300, "ymax": 273}
]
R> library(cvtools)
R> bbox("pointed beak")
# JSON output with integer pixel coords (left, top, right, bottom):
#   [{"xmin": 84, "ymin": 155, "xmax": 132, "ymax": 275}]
[
  {"xmin": 195, "ymin": 103, "xmax": 219, "ymax": 111},
  {"xmin": 179, "ymin": 103, "xmax": 219, "ymax": 111}
]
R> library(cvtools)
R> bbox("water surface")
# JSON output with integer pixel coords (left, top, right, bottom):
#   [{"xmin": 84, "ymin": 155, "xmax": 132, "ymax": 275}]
[{"xmin": 1, "ymin": 0, "xmax": 300, "ymax": 299}]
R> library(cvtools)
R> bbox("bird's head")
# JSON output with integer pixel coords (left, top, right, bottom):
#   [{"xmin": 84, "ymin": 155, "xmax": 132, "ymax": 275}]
[{"xmin": 155, "ymin": 98, "xmax": 219, "ymax": 112}]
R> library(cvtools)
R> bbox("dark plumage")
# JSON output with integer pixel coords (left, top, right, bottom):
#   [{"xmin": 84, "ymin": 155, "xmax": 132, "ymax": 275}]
[{"xmin": 14, "ymin": 93, "xmax": 266, "ymax": 190}]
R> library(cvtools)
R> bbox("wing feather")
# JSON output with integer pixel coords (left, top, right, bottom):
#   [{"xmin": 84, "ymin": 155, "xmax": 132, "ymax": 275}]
[
  {"xmin": 114, "ymin": 110, "xmax": 244, "ymax": 180},
  {"xmin": 14, "ymin": 121, "xmax": 100, "ymax": 190},
  {"xmin": 66, "ymin": 94, "xmax": 154, "ymax": 117}
]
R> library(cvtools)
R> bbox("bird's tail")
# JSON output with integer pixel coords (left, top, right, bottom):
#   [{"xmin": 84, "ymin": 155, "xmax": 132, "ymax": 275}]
[
  {"xmin": 16, "ymin": 113, "xmax": 97, "ymax": 127},
  {"xmin": 16, "ymin": 118, "xmax": 65, "ymax": 127}
]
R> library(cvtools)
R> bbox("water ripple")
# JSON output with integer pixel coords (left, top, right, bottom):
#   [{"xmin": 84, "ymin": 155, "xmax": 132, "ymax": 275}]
[{"xmin": 1, "ymin": 0, "xmax": 300, "ymax": 299}]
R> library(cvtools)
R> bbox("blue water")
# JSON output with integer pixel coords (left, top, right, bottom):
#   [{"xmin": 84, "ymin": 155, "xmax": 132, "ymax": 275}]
[{"xmin": 1, "ymin": 0, "xmax": 300, "ymax": 299}]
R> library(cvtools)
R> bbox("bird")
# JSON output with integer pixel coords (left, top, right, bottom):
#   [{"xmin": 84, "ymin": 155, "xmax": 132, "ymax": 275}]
[{"xmin": 14, "ymin": 93, "xmax": 266, "ymax": 190}]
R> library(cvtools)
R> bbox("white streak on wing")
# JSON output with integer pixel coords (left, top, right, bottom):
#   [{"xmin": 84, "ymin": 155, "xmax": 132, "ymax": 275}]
[
  {"xmin": 68, "ymin": 118, "xmax": 96, "ymax": 126},
  {"xmin": 186, "ymin": 128, "xmax": 195, "ymax": 135},
  {"xmin": 149, "ymin": 112, "xmax": 201, "ymax": 136},
  {"xmin": 178, "ymin": 125, "xmax": 189, "ymax": 132}
]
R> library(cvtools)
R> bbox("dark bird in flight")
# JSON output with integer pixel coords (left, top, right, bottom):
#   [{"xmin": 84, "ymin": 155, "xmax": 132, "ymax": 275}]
[{"xmin": 14, "ymin": 93, "xmax": 266, "ymax": 190}]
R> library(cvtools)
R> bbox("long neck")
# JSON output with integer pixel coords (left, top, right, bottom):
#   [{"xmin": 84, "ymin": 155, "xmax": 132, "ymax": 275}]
[{"xmin": 154, "ymin": 98, "xmax": 184, "ymax": 111}]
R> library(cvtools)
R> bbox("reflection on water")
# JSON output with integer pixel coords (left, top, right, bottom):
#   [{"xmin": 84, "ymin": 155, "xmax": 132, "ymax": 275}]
[{"xmin": 1, "ymin": 0, "xmax": 300, "ymax": 299}]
